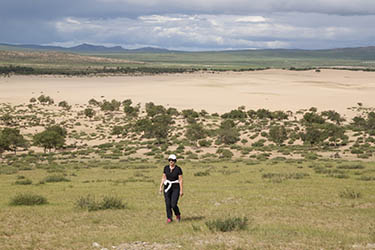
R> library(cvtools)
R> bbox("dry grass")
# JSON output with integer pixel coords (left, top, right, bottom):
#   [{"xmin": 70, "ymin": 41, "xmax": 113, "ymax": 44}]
[{"xmin": 0, "ymin": 160, "xmax": 374, "ymax": 249}]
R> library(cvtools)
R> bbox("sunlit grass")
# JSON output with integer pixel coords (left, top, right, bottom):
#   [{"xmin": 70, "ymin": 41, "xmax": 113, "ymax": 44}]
[{"xmin": 0, "ymin": 159, "xmax": 374, "ymax": 249}]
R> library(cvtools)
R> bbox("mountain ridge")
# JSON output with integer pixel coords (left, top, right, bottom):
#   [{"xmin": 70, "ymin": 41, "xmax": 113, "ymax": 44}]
[
  {"xmin": 0, "ymin": 43, "xmax": 171, "ymax": 53},
  {"xmin": 2, "ymin": 42, "xmax": 375, "ymax": 54}
]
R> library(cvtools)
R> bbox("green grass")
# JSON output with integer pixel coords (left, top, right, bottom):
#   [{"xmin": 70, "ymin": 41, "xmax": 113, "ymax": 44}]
[
  {"xmin": 2, "ymin": 47, "xmax": 375, "ymax": 74},
  {"xmin": 0, "ymin": 160, "xmax": 374, "ymax": 249},
  {"xmin": 9, "ymin": 193, "xmax": 48, "ymax": 206}
]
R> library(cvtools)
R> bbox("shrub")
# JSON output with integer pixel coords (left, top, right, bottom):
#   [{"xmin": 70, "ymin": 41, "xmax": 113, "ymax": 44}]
[
  {"xmin": 0, "ymin": 127, "xmax": 28, "ymax": 154},
  {"xmin": 84, "ymin": 108, "xmax": 96, "ymax": 119},
  {"xmin": 217, "ymin": 121, "xmax": 240, "ymax": 145},
  {"xmin": 75, "ymin": 195, "xmax": 126, "ymax": 211},
  {"xmin": 339, "ymin": 188, "xmax": 361, "ymax": 199},
  {"xmin": 37, "ymin": 95, "xmax": 54, "ymax": 105},
  {"xmin": 186, "ymin": 123, "xmax": 207, "ymax": 141},
  {"xmin": 10, "ymin": 193, "xmax": 48, "ymax": 206},
  {"xmin": 303, "ymin": 112, "xmax": 325, "ymax": 124},
  {"xmin": 182, "ymin": 109, "xmax": 199, "ymax": 119},
  {"xmin": 88, "ymin": 98, "xmax": 100, "ymax": 106},
  {"xmin": 337, "ymin": 164, "xmax": 365, "ymax": 170},
  {"xmin": 145, "ymin": 102, "xmax": 166, "ymax": 117},
  {"xmin": 262, "ymin": 172, "xmax": 309, "ymax": 181},
  {"xmin": 268, "ymin": 125, "xmax": 288, "ymax": 145},
  {"xmin": 216, "ymin": 148, "xmax": 234, "ymax": 159},
  {"xmin": 43, "ymin": 175, "xmax": 70, "ymax": 183},
  {"xmin": 58, "ymin": 101, "xmax": 71, "ymax": 110},
  {"xmin": 194, "ymin": 170, "xmax": 210, "ymax": 176},
  {"xmin": 33, "ymin": 125, "xmax": 67, "ymax": 153},
  {"xmin": 14, "ymin": 179, "xmax": 33, "ymax": 185},
  {"xmin": 221, "ymin": 109, "xmax": 247, "ymax": 119},
  {"xmin": 205, "ymin": 217, "xmax": 248, "ymax": 232},
  {"xmin": 198, "ymin": 139, "xmax": 212, "ymax": 147}
]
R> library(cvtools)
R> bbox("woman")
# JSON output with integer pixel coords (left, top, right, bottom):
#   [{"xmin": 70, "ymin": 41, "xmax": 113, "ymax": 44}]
[{"xmin": 159, "ymin": 154, "xmax": 183, "ymax": 223}]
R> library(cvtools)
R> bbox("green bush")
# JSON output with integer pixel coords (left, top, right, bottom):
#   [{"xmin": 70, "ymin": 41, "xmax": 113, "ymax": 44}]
[
  {"xmin": 75, "ymin": 195, "xmax": 126, "ymax": 211},
  {"xmin": 10, "ymin": 193, "xmax": 48, "ymax": 206},
  {"xmin": 43, "ymin": 175, "xmax": 70, "ymax": 183},
  {"xmin": 14, "ymin": 179, "xmax": 33, "ymax": 185},
  {"xmin": 216, "ymin": 148, "xmax": 234, "ymax": 159},
  {"xmin": 198, "ymin": 139, "xmax": 211, "ymax": 147},
  {"xmin": 205, "ymin": 217, "xmax": 248, "ymax": 232},
  {"xmin": 337, "ymin": 164, "xmax": 365, "ymax": 169}
]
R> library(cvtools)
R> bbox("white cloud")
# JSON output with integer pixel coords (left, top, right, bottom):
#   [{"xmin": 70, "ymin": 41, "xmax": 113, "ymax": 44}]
[
  {"xmin": 139, "ymin": 15, "xmax": 184, "ymax": 23},
  {"xmin": 66, "ymin": 17, "xmax": 81, "ymax": 25},
  {"xmin": 235, "ymin": 16, "xmax": 267, "ymax": 23},
  {"xmin": 49, "ymin": 13, "xmax": 375, "ymax": 50},
  {"xmin": 2, "ymin": 0, "xmax": 375, "ymax": 50}
]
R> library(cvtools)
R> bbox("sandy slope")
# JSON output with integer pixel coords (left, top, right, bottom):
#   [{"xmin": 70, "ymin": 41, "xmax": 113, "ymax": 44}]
[{"xmin": 1, "ymin": 69, "xmax": 375, "ymax": 115}]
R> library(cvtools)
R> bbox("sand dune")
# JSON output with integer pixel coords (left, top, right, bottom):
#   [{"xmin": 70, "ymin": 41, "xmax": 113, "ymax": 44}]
[{"xmin": 1, "ymin": 69, "xmax": 374, "ymax": 115}]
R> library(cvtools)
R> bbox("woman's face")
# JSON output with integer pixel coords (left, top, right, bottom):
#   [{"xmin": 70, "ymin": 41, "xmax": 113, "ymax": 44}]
[{"xmin": 169, "ymin": 160, "xmax": 176, "ymax": 167}]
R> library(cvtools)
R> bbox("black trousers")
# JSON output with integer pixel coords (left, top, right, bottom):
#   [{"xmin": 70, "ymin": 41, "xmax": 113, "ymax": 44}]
[{"xmin": 164, "ymin": 186, "xmax": 180, "ymax": 219}]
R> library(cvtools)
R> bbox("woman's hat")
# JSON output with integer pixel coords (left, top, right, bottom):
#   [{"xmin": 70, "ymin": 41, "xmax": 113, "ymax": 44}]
[{"xmin": 168, "ymin": 154, "xmax": 177, "ymax": 161}]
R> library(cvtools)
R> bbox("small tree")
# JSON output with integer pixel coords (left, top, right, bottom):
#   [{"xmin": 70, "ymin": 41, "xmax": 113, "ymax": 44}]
[
  {"xmin": 217, "ymin": 120, "xmax": 240, "ymax": 145},
  {"xmin": 58, "ymin": 101, "xmax": 71, "ymax": 110},
  {"xmin": 88, "ymin": 98, "xmax": 100, "ymax": 106},
  {"xmin": 33, "ymin": 125, "xmax": 67, "ymax": 153},
  {"xmin": 303, "ymin": 112, "xmax": 325, "ymax": 124},
  {"xmin": 300, "ymin": 126, "xmax": 327, "ymax": 146},
  {"xmin": 111, "ymin": 126, "xmax": 125, "ymax": 138},
  {"xmin": 84, "ymin": 108, "xmax": 96, "ymax": 119},
  {"xmin": 37, "ymin": 95, "xmax": 54, "ymax": 105},
  {"xmin": 0, "ymin": 128, "xmax": 27, "ymax": 154},
  {"xmin": 0, "ymin": 113, "xmax": 15, "ymax": 126},
  {"xmin": 186, "ymin": 123, "xmax": 207, "ymax": 141},
  {"xmin": 145, "ymin": 102, "xmax": 166, "ymax": 117},
  {"xmin": 322, "ymin": 110, "xmax": 345, "ymax": 125},
  {"xmin": 124, "ymin": 103, "xmax": 139, "ymax": 118},
  {"xmin": 268, "ymin": 125, "xmax": 288, "ymax": 146},
  {"xmin": 100, "ymin": 99, "xmax": 121, "ymax": 111}
]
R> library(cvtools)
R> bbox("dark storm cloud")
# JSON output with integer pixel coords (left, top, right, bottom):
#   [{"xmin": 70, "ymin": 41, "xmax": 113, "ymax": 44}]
[{"xmin": 2, "ymin": 0, "xmax": 375, "ymax": 19}]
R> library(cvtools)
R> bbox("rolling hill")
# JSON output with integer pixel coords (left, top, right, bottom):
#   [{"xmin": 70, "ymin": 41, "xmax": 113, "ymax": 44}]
[{"xmin": 1, "ymin": 42, "xmax": 375, "ymax": 70}]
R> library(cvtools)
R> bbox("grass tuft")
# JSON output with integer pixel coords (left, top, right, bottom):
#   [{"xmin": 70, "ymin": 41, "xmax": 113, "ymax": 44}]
[
  {"xmin": 194, "ymin": 170, "xmax": 210, "ymax": 176},
  {"xmin": 10, "ymin": 193, "xmax": 48, "ymax": 206},
  {"xmin": 14, "ymin": 179, "xmax": 33, "ymax": 185},
  {"xmin": 339, "ymin": 188, "xmax": 361, "ymax": 199},
  {"xmin": 75, "ymin": 194, "xmax": 126, "ymax": 211},
  {"xmin": 205, "ymin": 216, "xmax": 248, "ymax": 232},
  {"xmin": 43, "ymin": 175, "xmax": 70, "ymax": 183}
]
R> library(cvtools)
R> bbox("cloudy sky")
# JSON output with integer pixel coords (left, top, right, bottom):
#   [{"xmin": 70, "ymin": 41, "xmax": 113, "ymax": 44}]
[{"xmin": 1, "ymin": 0, "xmax": 375, "ymax": 51}]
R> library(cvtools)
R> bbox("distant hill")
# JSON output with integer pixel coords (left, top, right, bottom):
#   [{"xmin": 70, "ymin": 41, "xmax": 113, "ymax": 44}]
[
  {"xmin": 2, "ymin": 42, "xmax": 375, "ymax": 61},
  {"xmin": 1, "ymin": 42, "xmax": 375, "ymax": 69},
  {"xmin": 0, "ymin": 43, "xmax": 171, "ymax": 54}
]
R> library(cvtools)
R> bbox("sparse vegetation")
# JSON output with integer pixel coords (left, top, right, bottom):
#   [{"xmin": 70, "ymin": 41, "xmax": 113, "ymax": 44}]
[
  {"xmin": 75, "ymin": 194, "xmax": 126, "ymax": 211},
  {"xmin": 205, "ymin": 217, "xmax": 249, "ymax": 232},
  {"xmin": 10, "ymin": 193, "xmax": 48, "ymax": 206},
  {"xmin": 1, "ymin": 94, "xmax": 375, "ymax": 249}
]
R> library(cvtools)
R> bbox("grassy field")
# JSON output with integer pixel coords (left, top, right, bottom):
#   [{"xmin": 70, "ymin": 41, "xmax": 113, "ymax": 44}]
[
  {"xmin": 2, "ymin": 46, "xmax": 375, "ymax": 75},
  {"xmin": 91, "ymin": 51, "xmax": 375, "ymax": 69},
  {"xmin": 1, "ymin": 97, "xmax": 375, "ymax": 249},
  {"xmin": 0, "ymin": 159, "xmax": 374, "ymax": 249}
]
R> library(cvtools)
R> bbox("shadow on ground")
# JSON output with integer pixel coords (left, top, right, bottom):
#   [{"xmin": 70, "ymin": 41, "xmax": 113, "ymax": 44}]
[{"xmin": 181, "ymin": 216, "xmax": 205, "ymax": 222}]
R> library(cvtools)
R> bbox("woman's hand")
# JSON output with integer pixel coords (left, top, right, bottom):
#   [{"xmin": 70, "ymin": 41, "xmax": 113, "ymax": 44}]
[{"xmin": 180, "ymin": 190, "xmax": 184, "ymax": 197}]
